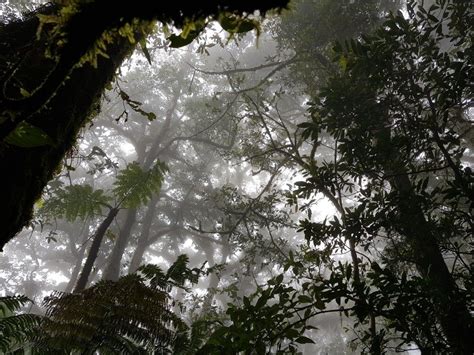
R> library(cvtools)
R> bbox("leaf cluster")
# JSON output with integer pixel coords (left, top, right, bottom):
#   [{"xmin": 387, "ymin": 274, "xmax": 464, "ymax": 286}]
[
  {"xmin": 113, "ymin": 161, "xmax": 168, "ymax": 209},
  {"xmin": 0, "ymin": 296, "xmax": 42, "ymax": 353},
  {"xmin": 41, "ymin": 184, "xmax": 110, "ymax": 222}
]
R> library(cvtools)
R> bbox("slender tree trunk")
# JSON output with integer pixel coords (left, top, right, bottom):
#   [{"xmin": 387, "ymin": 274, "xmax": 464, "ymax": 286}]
[
  {"xmin": 63, "ymin": 222, "xmax": 90, "ymax": 293},
  {"xmin": 128, "ymin": 198, "xmax": 157, "ymax": 273},
  {"xmin": 128, "ymin": 240, "xmax": 149, "ymax": 274},
  {"xmin": 102, "ymin": 208, "xmax": 137, "ymax": 281},
  {"xmin": 201, "ymin": 243, "xmax": 222, "ymax": 315},
  {"xmin": 64, "ymin": 245, "xmax": 87, "ymax": 293},
  {"xmin": 103, "ymin": 90, "xmax": 180, "ymax": 279},
  {"xmin": 74, "ymin": 207, "xmax": 119, "ymax": 292},
  {"xmin": 203, "ymin": 234, "xmax": 232, "ymax": 312}
]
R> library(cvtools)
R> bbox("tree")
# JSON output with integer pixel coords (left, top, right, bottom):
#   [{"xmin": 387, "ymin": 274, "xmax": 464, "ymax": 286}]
[
  {"xmin": 302, "ymin": 1, "xmax": 473, "ymax": 351},
  {"xmin": 40, "ymin": 161, "xmax": 167, "ymax": 291},
  {"xmin": 200, "ymin": 0, "xmax": 473, "ymax": 353},
  {"xmin": 2, "ymin": 0, "xmax": 471, "ymax": 353},
  {"xmin": 0, "ymin": 0, "xmax": 289, "ymax": 251}
]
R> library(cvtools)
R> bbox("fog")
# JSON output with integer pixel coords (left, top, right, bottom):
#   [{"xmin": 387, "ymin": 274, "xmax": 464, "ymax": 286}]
[{"xmin": 0, "ymin": 0, "xmax": 471, "ymax": 353}]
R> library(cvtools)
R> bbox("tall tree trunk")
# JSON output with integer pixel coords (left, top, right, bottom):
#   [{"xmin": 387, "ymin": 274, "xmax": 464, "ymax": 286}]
[
  {"xmin": 128, "ymin": 239, "xmax": 149, "ymax": 274},
  {"xmin": 378, "ymin": 124, "xmax": 474, "ymax": 353},
  {"xmin": 64, "ymin": 244, "xmax": 87, "ymax": 293},
  {"xmin": 102, "ymin": 208, "xmax": 137, "ymax": 281},
  {"xmin": 63, "ymin": 221, "xmax": 91, "ymax": 293},
  {"xmin": 201, "ymin": 247, "xmax": 229, "ymax": 315},
  {"xmin": 74, "ymin": 207, "xmax": 119, "ymax": 292},
  {"xmin": 0, "ymin": 5, "xmax": 138, "ymax": 251},
  {"xmin": 128, "ymin": 198, "xmax": 158, "ymax": 274},
  {"xmin": 389, "ymin": 169, "xmax": 473, "ymax": 353}
]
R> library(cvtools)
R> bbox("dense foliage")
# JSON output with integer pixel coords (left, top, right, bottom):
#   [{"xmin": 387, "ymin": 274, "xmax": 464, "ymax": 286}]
[
  {"xmin": 197, "ymin": 1, "xmax": 473, "ymax": 353},
  {"xmin": 0, "ymin": 0, "xmax": 472, "ymax": 354}
]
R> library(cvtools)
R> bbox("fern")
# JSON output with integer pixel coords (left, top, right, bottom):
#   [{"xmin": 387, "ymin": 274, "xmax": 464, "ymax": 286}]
[
  {"xmin": 0, "ymin": 262, "xmax": 198, "ymax": 353},
  {"xmin": 41, "ymin": 184, "xmax": 110, "ymax": 221},
  {"xmin": 0, "ymin": 296, "xmax": 42, "ymax": 353},
  {"xmin": 34, "ymin": 256, "xmax": 193, "ymax": 354},
  {"xmin": 39, "ymin": 161, "xmax": 167, "ymax": 224},
  {"xmin": 113, "ymin": 161, "xmax": 167, "ymax": 209},
  {"xmin": 0, "ymin": 295, "xmax": 31, "ymax": 316},
  {"xmin": 38, "ymin": 277, "xmax": 179, "ymax": 353}
]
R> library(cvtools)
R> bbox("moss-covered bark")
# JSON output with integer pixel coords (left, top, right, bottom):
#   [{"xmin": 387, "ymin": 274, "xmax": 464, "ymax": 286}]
[{"xmin": 0, "ymin": 5, "xmax": 138, "ymax": 251}]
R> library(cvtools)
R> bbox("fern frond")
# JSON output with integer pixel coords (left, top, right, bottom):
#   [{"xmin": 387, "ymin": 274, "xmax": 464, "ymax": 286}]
[
  {"xmin": 41, "ymin": 184, "xmax": 111, "ymax": 221},
  {"xmin": 0, "ymin": 295, "xmax": 31, "ymax": 317},
  {"xmin": 137, "ymin": 264, "xmax": 168, "ymax": 290},
  {"xmin": 0, "ymin": 296, "xmax": 42, "ymax": 353},
  {"xmin": 113, "ymin": 161, "xmax": 167, "ymax": 209},
  {"xmin": 36, "ymin": 263, "xmax": 186, "ymax": 353}
]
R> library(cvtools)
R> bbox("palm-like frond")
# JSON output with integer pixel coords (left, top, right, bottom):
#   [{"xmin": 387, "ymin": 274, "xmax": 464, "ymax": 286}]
[
  {"xmin": 41, "ymin": 184, "xmax": 110, "ymax": 221},
  {"xmin": 0, "ymin": 296, "xmax": 42, "ymax": 353},
  {"xmin": 34, "ymin": 256, "xmax": 192, "ymax": 354},
  {"xmin": 113, "ymin": 161, "xmax": 167, "ymax": 209}
]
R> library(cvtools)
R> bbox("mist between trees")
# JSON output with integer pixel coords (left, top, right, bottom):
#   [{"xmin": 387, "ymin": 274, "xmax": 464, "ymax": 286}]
[{"xmin": 0, "ymin": 0, "xmax": 472, "ymax": 354}]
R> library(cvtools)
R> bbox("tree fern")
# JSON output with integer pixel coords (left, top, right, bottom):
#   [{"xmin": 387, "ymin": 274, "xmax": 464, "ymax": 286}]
[
  {"xmin": 40, "ymin": 161, "xmax": 167, "ymax": 224},
  {"xmin": 41, "ymin": 184, "xmax": 111, "ymax": 222},
  {"xmin": 113, "ymin": 161, "xmax": 168, "ymax": 209},
  {"xmin": 34, "ymin": 256, "xmax": 193, "ymax": 354}
]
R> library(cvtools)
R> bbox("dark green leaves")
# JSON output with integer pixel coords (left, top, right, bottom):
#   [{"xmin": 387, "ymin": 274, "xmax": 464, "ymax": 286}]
[
  {"xmin": 119, "ymin": 89, "xmax": 157, "ymax": 121},
  {"xmin": 168, "ymin": 31, "xmax": 201, "ymax": 48},
  {"xmin": 138, "ymin": 254, "xmax": 202, "ymax": 290},
  {"xmin": 295, "ymin": 336, "xmax": 315, "ymax": 344},
  {"xmin": 41, "ymin": 161, "xmax": 167, "ymax": 225},
  {"xmin": 38, "ymin": 256, "xmax": 192, "ymax": 353},
  {"xmin": 0, "ymin": 296, "xmax": 42, "ymax": 353},
  {"xmin": 5, "ymin": 122, "xmax": 55, "ymax": 148},
  {"xmin": 218, "ymin": 14, "xmax": 258, "ymax": 34},
  {"xmin": 288, "ymin": 0, "xmax": 474, "ymax": 352},
  {"xmin": 139, "ymin": 38, "xmax": 152, "ymax": 64},
  {"xmin": 167, "ymin": 21, "xmax": 206, "ymax": 48},
  {"xmin": 167, "ymin": 14, "xmax": 259, "ymax": 49},
  {"xmin": 0, "ymin": 295, "xmax": 32, "ymax": 317}
]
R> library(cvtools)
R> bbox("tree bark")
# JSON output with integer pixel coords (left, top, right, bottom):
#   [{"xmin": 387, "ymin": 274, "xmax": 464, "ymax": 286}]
[
  {"xmin": 102, "ymin": 208, "xmax": 137, "ymax": 281},
  {"xmin": 376, "ymin": 121, "xmax": 474, "ymax": 353},
  {"xmin": 389, "ymin": 169, "xmax": 473, "ymax": 354},
  {"xmin": 0, "ymin": 5, "xmax": 138, "ymax": 251},
  {"xmin": 64, "ymin": 242, "xmax": 87, "ymax": 294},
  {"xmin": 128, "ymin": 238, "xmax": 149, "ymax": 274},
  {"xmin": 63, "ymin": 221, "xmax": 91, "ymax": 293},
  {"xmin": 74, "ymin": 207, "xmax": 119, "ymax": 292},
  {"xmin": 201, "ymin": 242, "xmax": 228, "ymax": 315},
  {"xmin": 128, "ymin": 197, "xmax": 158, "ymax": 274}
]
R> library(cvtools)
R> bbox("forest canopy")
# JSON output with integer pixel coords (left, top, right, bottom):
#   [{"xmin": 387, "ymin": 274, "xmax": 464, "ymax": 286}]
[{"xmin": 0, "ymin": 0, "xmax": 472, "ymax": 354}]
